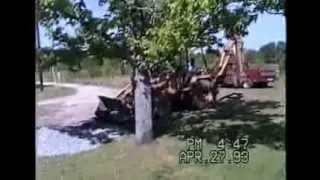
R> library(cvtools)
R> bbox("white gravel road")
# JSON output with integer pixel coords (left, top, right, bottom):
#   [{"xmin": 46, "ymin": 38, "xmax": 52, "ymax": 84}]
[
  {"xmin": 36, "ymin": 82, "xmax": 123, "ymax": 157},
  {"xmin": 36, "ymin": 82, "xmax": 119, "ymax": 127}
]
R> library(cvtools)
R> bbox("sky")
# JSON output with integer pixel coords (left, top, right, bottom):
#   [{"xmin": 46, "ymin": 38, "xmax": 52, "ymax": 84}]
[
  {"xmin": 39, "ymin": 1, "xmax": 286, "ymax": 50},
  {"xmin": 243, "ymin": 13, "xmax": 286, "ymax": 50}
]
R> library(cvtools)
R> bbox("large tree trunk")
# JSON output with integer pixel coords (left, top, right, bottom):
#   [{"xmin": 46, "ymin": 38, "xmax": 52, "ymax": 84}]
[
  {"xmin": 36, "ymin": 0, "xmax": 44, "ymax": 91},
  {"xmin": 134, "ymin": 69, "xmax": 153, "ymax": 145}
]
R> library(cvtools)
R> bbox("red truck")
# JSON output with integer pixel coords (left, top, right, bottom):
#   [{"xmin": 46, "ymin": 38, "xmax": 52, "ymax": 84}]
[{"xmin": 221, "ymin": 63, "xmax": 277, "ymax": 88}]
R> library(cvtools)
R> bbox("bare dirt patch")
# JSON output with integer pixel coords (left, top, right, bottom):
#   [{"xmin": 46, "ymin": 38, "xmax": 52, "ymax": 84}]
[{"xmin": 36, "ymin": 103, "xmax": 67, "ymax": 127}]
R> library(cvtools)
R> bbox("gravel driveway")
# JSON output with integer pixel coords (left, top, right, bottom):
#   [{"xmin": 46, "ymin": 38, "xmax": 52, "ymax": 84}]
[
  {"xmin": 36, "ymin": 82, "xmax": 122, "ymax": 157},
  {"xmin": 36, "ymin": 82, "xmax": 120, "ymax": 128}
]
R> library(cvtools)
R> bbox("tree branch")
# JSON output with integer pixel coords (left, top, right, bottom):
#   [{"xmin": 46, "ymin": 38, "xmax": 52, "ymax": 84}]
[
  {"xmin": 265, "ymin": 9, "xmax": 284, "ymax": 15},
  {"xmin": 132, "ymin": 6, "xmax": 154, "ymax": 12}
]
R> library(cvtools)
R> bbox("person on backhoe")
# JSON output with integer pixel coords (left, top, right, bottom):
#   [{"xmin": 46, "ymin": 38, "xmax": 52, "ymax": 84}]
[
  {"xmin": 187, "ymin": 57, "xmax": 196, "ymax": 73},
  {"xmin": 184, "ymin": 57, "xmax": 196, "ymax": 85}
]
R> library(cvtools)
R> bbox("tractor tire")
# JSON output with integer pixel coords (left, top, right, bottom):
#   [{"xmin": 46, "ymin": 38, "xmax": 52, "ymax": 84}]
[
  {"xmin": 260, "ymin": 82, "xmax": 269, "ymax": 88},
  {"xmin": 242, "ymin": 81, "xmax": 252, "ymax": 89},
  {"xmin": 267, "ymin": 82, "xmax": 275, "ymax": 88}
]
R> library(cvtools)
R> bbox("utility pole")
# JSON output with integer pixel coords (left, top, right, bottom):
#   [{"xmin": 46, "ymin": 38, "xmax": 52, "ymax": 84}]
[{"xmin": 36, "ymin": 0, "xmax": 44, "ymax": 91}]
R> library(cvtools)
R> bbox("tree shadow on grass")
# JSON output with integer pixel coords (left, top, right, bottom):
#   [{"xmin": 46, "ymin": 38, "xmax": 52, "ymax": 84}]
[
  {"xmin": 162, "ymin": 93, "xmax": 285, "ymax": 150},
  {"xmin": 45, "ymin": 93, "xmax": 285, "ymax": 149}
]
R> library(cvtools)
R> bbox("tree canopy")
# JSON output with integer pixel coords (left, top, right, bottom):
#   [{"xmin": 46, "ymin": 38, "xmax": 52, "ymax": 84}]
[{"xmin": 38, "ymin": 0, "xmax": 285, "ymax": 73}]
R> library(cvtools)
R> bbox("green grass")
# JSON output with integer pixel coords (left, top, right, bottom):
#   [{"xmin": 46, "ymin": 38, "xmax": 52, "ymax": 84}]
[
  {"xmin": 36, "ymin": 136, "xmax": 285, "ymax": 180},
  {"xmin": 69, "ymin": 75, "xmax": 130, "ymax": 88},
  {"xmin": 36, "ymin": 72, "xmax": 285, "ymax": 180},
  {"xmin": 36, "ymin": 85, "xmax": 77, "ymax": 102}
]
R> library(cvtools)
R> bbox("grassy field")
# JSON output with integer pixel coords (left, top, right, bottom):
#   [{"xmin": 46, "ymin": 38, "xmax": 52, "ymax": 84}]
[
  {"xmin": 36, "ymin": 76, "xmax": 285, "ymax": 180},
  {"xmin": 36, "ymin": 136, "xmax": 284, "ymax": 180},
  {"xmin": 68, "ymin": 75, "xmax": 130, "ymax": 88},
  {"xmin": 36, "ymin": 84, "xmax": 77, "ymax": 102}
]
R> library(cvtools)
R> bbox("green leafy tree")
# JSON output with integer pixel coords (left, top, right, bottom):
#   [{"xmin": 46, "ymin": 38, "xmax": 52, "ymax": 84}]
[
  {"xmin": 40, "ymin": 0, "xmax": 285, "ymax": 145},
  {"xmin": 245, "ymin": 49, "xmax": 258, "ymax": 63},
  {"xmin": 276, "ymin": 41, "xmax": 286, "ymax": 72},
  {"xmin": 258, "ymin": 41, "xmax": 286, "ymax": 67},
  {"xmin": 245, "ymin": 41, "xmax": 285, "ymax": 72},
  {"xmin": 259, "ymin": 42, "xmax": 277, "ymax": 63}
]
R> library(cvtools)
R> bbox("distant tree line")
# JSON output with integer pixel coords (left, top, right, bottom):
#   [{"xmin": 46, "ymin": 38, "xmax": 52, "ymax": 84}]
[
  {"xmin": 191, "ymin": 41, "xmax": 286, "ymax": 73},
  {"xmin": 40, "ymin": 40, "xmax": 286, "ymax": 78},
  {"xmin": 245, "ymin": 41, "xmax": 286, "ymax": 73}
]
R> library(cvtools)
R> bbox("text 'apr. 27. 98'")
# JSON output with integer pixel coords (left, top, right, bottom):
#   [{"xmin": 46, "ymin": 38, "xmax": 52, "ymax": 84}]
[{"xmin": 178, "ymin": 137, "xmax": 250, "ymax": 165}]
